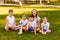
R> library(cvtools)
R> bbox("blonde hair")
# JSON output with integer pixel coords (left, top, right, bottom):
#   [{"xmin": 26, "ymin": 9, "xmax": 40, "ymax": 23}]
[{"xmin": 42, "ymin": 17, "xmax": 47, "ymax": 20}]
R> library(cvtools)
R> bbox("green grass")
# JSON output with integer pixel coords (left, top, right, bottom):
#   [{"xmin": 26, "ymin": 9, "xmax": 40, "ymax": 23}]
[
  {"xmin": 0, "ymin": 10, "xmax": 60, "ymax": 40},
  {"xmin": 0, "ymin": 6, "xmax": 60, "ymax": 15}
]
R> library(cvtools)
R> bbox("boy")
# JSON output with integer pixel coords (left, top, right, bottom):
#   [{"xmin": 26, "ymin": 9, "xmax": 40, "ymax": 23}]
[
  {"xmin": 27, "ymin": 16, "xmax": 39, "ymax": 34},
  {"xmin": 41, "ymin": 17, "xmax": 51, "ymax": 35},
  {"xmin": 18, "ymin": 14, "xmax": 28, "ymax": 34},
  {"xmin": 5, "ymin": 9, "xmax": 16, "ymax": 31}
]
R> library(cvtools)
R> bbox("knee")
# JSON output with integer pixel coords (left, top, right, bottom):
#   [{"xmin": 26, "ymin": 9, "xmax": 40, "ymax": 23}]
[{"xmin": 5, "ymin": 25, "xmax": 8, "ymax": 30}]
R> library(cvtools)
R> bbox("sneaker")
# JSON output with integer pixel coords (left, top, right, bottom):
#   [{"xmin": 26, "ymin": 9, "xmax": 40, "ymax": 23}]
[
  {"xmin": 18, "ymin": 29, "xmax": 22, "ymax": 34},
  {"xmin": 18, "ymin": 32, "xmax": 22, "ymax": 34}
]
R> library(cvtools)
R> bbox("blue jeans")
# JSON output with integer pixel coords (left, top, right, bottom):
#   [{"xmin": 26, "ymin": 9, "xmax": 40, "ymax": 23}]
[{"xmin": 29, "ymin": 26, "xmax": 33, "ymax": 32}]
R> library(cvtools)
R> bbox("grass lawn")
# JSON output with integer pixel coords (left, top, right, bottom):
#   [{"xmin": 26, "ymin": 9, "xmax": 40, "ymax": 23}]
[
  {"xmin": 0, "ymin": 11, "xmax": 60, "ymax": 40},
  {"xmin": 0, "ymin": 6, "xmax": 60, "ymax": 40},
  {"xmin": 0, "ymin": 6, "xmax": 60, "ymax": 15}
]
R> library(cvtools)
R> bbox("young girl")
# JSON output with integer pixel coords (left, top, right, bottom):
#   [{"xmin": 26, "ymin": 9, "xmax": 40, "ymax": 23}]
[
  {"xmin": 31, "ymin": 9, "xmax": 41, "ymax": 32},
  {"xmin": 18, "ymin": 14, "xmax": 28, "ymax": 34},
  {"xmin": 41, "ymin": 17, "xmax": 51, "ymax": 35},
  {"xmin": 5, "ymin": 9, "xmax": 16, "ymax": 31},
  {"xmin": 27, "ymin": 16, "xmax": 38, "ymax": 34}
]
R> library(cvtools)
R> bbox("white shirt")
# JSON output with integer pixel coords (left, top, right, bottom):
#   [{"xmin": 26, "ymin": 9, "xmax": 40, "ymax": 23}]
[
  {"xmin": 19, "ymin": 19, "xmax": 28, "ymax": 26},
  {"xmin": 34, "ymin": 16, "xmax": 40, "ymax": 24},
  {"xmin": 7, "ymin": 16, "xmax": 15, "ymax": 25},
  {"xmin": 41, "ymin": 22, "xmax": 50, "ymax": 29},
  {"xmin": 29, "ymin": 21, "xmax": 36, "ymax": 27}
]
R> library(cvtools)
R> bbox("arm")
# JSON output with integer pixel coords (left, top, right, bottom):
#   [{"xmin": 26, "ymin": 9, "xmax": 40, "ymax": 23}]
[
  {"xmin": 41, "ymin": 23, "xmax": 43, "ymax": 32},
  {"xmin": 6, "ymin": 17, "xmax": 8, "ymax": 26},
  {"xmin": 37, "ymin": 17, "xmax": 41, "ymax": 28},
  {"xmin": 26, "ymin": 22, "xmax": 30, "ymax": 30},
  {"xmin": 34, "ymin": 22, "xmax": 37, "ymax": 34},
  {"xmin": 38, "ymin": 20, "xmax": 40, "ymax": 28},
  {"xmin": 47, "ymin": 23, "xmax": 50, "ymax": 32},
  {"xmin": 14, "ymin": 17, "xmax": 16, "ymax": 26}
]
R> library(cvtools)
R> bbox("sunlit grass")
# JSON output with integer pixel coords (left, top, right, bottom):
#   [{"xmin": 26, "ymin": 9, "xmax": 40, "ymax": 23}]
[{"xmin": 0, "ymin": 6, "xmax": 60, "ymax": 15}]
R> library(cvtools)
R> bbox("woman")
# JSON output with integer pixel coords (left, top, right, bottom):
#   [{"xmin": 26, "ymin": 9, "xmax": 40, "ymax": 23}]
[{"xmin": 31, "ymin": 9, "xmax": 41, "ymax": 32}]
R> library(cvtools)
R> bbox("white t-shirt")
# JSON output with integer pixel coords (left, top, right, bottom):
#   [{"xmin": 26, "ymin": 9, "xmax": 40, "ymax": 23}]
[
  {"xmin": 33, "ymin": 16, "xmax": 40, "ymax": 24},
  {"xmin": 41, "ymin": 22, "xmax": 50, "ymax": 29},
  {"xmin": 7, "ymin": 16, "xmax": 15, "ymax": 25},
  {"xmin": 29, "ymin": 21, "xmax": 36, "ymax": 27},
  {"xmin": 19, "ymin": 19, "xmax": 28, "ymax": 26}
]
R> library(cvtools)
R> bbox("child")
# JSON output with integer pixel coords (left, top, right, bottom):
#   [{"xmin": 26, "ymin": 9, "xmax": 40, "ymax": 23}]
[
  {"xmin": 41, "ymin": 17, "xmax": 51, "ymax": 35},
  {"xmin": 18, "ymin": 14, "xmax": 28, "ymax": 34},
  {"xmin": 5, "ymin": 9, "xmax": 16, "ymax": 31},
  {"xmin": 27, "ymin": 16, "xmax": 39, "ymax": 34}
]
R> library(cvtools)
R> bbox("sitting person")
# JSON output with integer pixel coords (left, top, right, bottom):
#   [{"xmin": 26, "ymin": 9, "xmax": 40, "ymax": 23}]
[
  {"xmin": 40, "ymin": 17, "xmax": 51, "ymax": 35},
  {"xmin": 27, "ymin": 16, "xmax": 40, "ymax": 34},
  {"xmin": 31, "ymin": 9, "xmax": 41, "ymax": 32},
  {"xmin": 5, "ymin": 9, "xmax": 16, "ymax": 31},
  {"xmin": 17, "ymin": 14, "xmax": 28, "ymax": 34}
]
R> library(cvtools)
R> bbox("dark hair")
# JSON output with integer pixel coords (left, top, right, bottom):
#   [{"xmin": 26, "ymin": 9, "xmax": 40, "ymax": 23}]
[
  {"xmin": 42, "ymin": 16, "xmax": 47, "ymax": 19},
  {"xmin": 29, "ymin": 15, "xmax": 33, "ymax": 18},
  {"xmin": 31, "ymin": 9, "xmax": 38, "ymax": 17},
  {"xmin": 22, "ymin": 14, "xmax": 26, "ymax": 17},
  {"xmin": 9, "ymin": 9, "xmax": 13, "ymax": 13}
]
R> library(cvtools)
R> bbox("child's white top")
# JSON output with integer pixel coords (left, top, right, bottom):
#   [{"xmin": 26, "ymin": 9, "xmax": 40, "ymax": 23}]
[
  {"xmin": 7, "ymin": 16, "xmax": 15, "ymax": 25},
  {"xmin": 33, "ymin": 16, "xmax": 41, "ymax": 24},
  {"xmin": 29, "ymin": 21, "xmax": 36, "ymax": 27},
  {"xmin": 19, "ymin": 19, "xmax": 28, "ymax": 26},
  {"xmin": 41, "ymin": 22, "xmax": 50, "ymax": 29}
]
